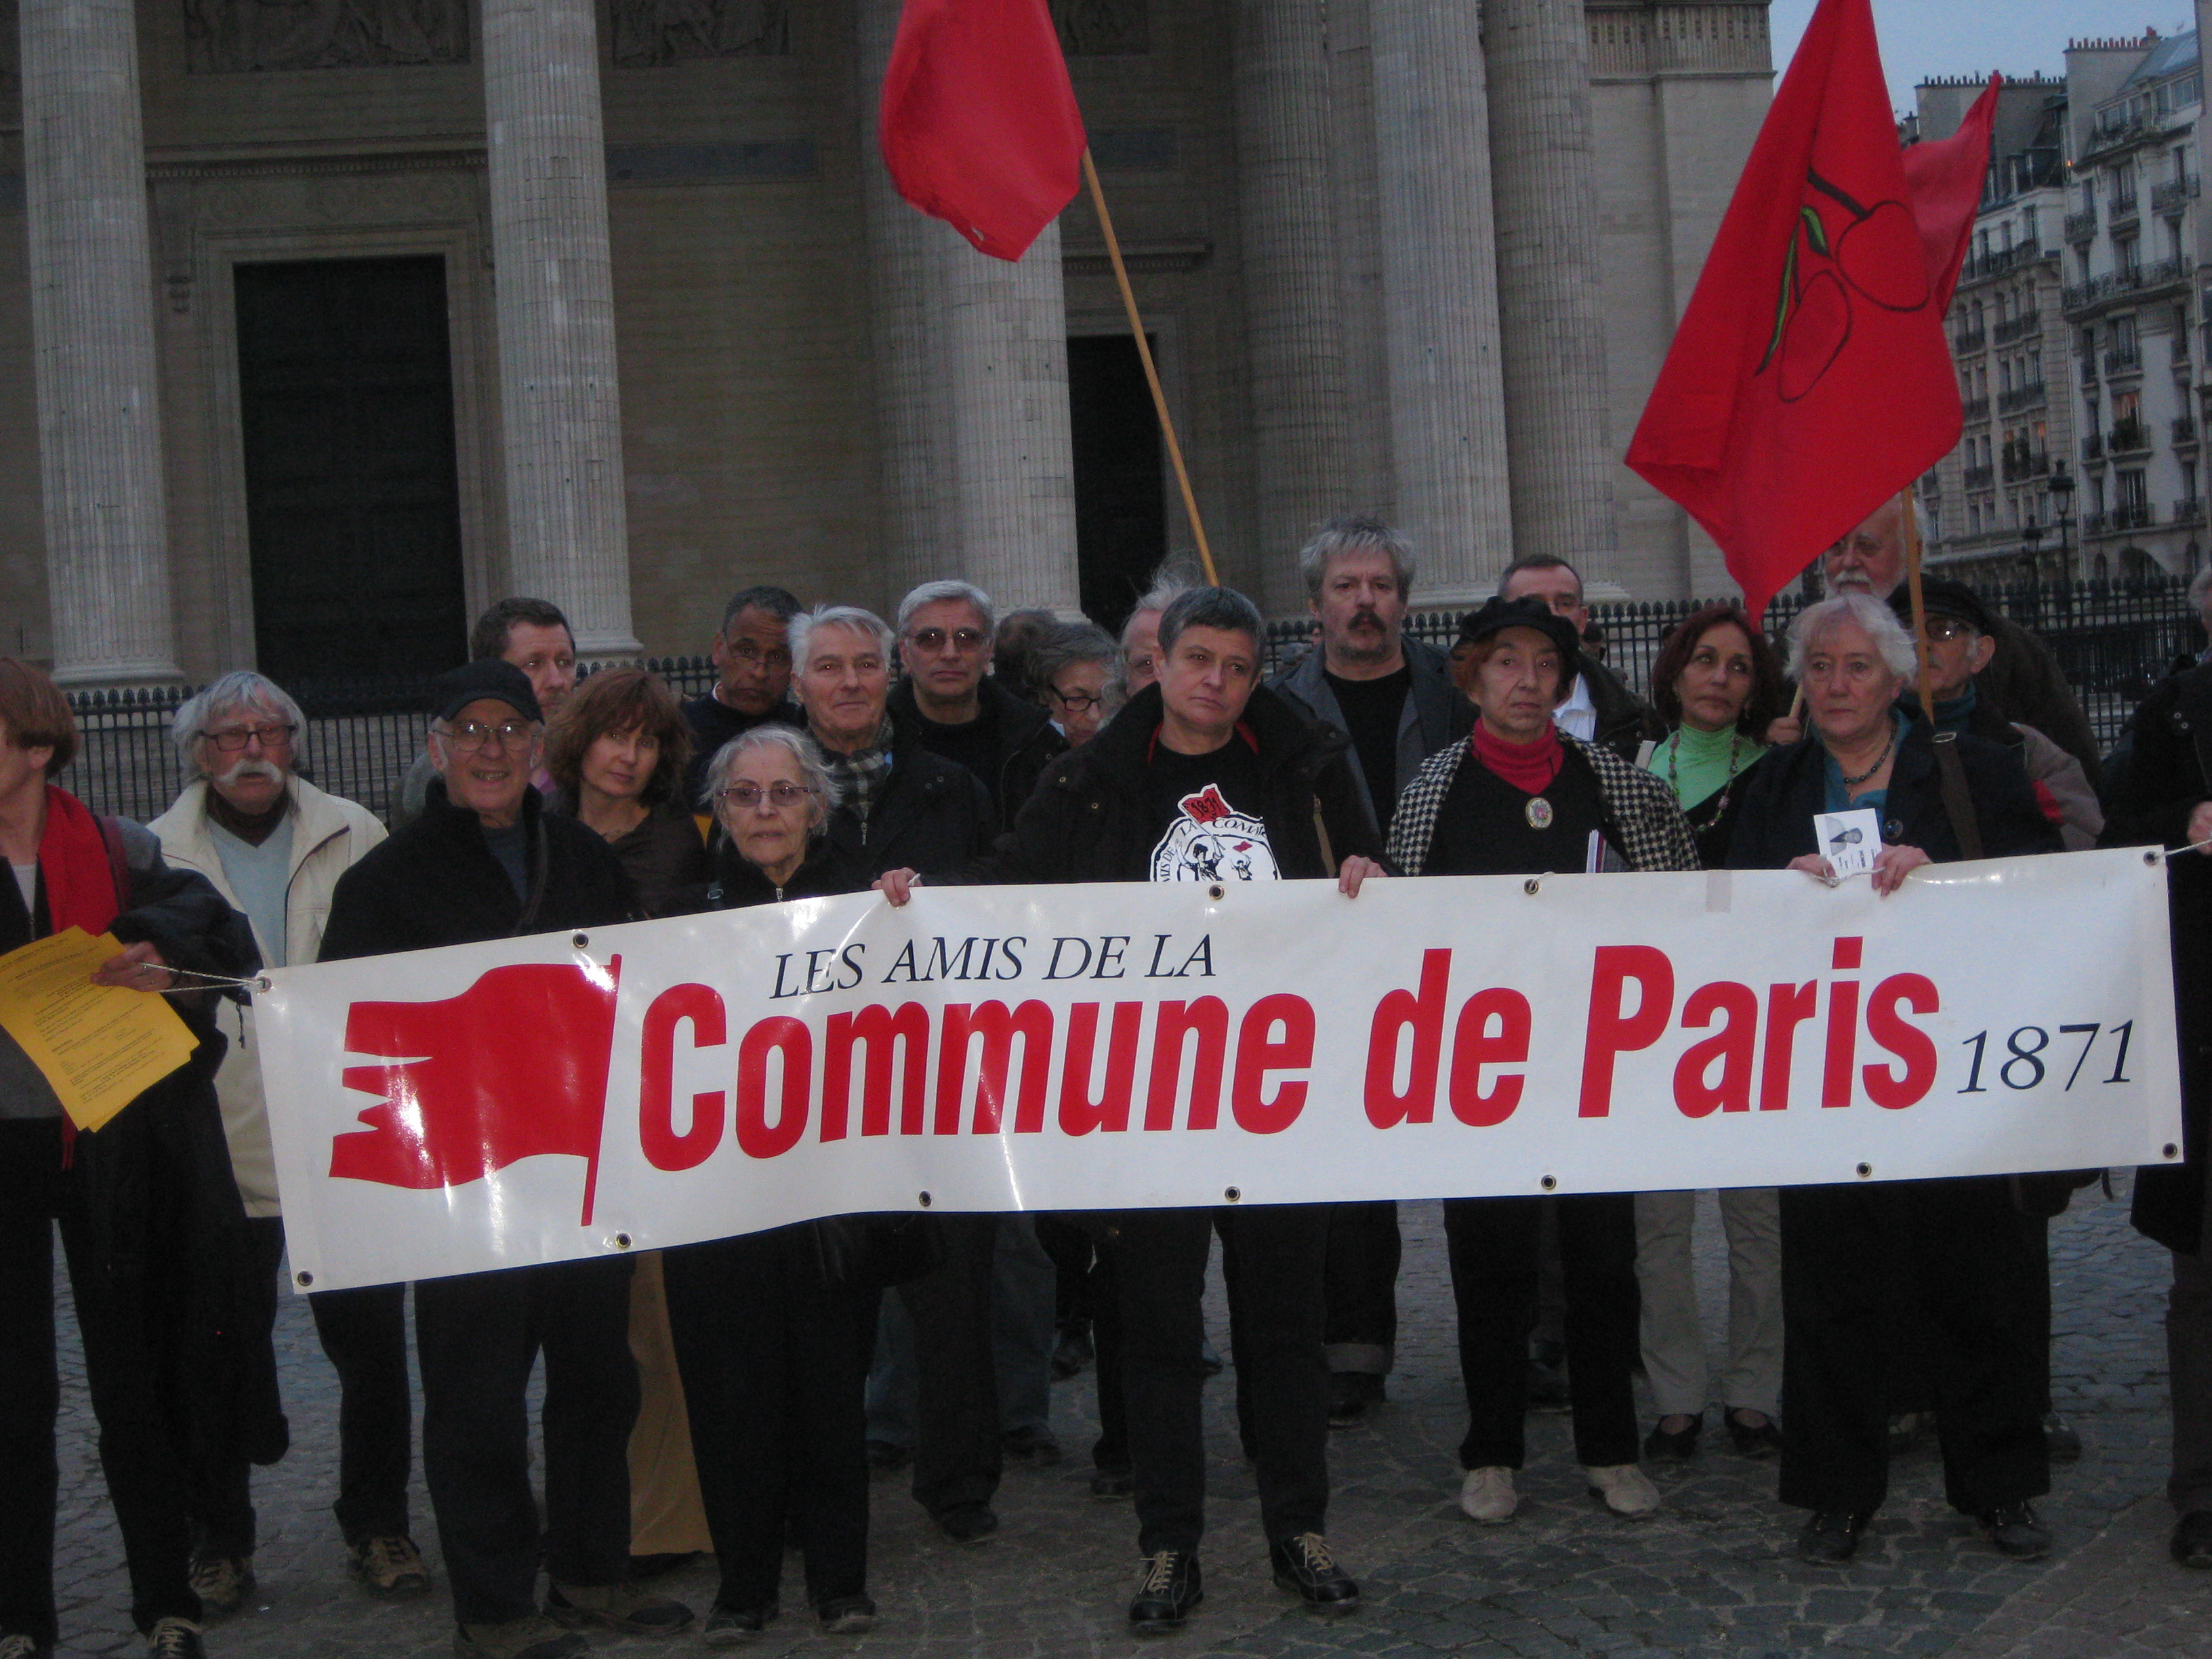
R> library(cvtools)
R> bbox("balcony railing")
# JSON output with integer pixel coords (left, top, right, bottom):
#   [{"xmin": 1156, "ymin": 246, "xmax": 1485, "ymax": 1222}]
[
  {"xmin": 2110, "ymin": 418, "xmax": 2150, "ymax": 453},
  {"xmin": 2177, "ymin": 497, "xmax": 2209, "ymax": 526},
  {"xmin": 2063, "ymin": 257, "xmax": 2192, "ymax": 311},
  {"xmin": 2106, "ymin": 345, "xmax": 2142, "ymax": 375},
  {"xmin": 2085, "ymin": 432, "xmax": 2106, "ymax": 459},
  {"xmin": 2153, "ymin": 174, "xmax": 2202, "ymax": 214},
  {"xmin": 2082, "ymin": 510, "xmax": 2110, "ymax": 536},
  {"xmin": 2116, "ymin": 500, "xmax": 2154, "ymax": 531},
  {"xmin": 1962, "ymin": 465, "xmax": 1995, "ymax": 490},
  {"xmin": 2176, "ymin": 415, "xmax": 2200, "ymax": 445},
  {"xmin": 2002, "ymin": 449, "xmax": 2051, "ymax": 481},
  {"xmin": 2065, "ymin": 209, "xmax": 2098, "ymax": 242},
  {"xmin": 2110, "ymin": 190, "xmax": 2141, "ymax": 229},
  {"xmin": 1994, "ymin": 309, "xmax": 2042, "ymax": 344},
  {"xmin": 1998, "ymin": 381, "xmax": 2047, "ymax": 412},
  {"xmin": 1958, "ymin": 239, "xmax": 2049, "ymax": 284},
  {"xmin": 1954, "ymin": 327, "xmax": 1988, "ymax": 353}
]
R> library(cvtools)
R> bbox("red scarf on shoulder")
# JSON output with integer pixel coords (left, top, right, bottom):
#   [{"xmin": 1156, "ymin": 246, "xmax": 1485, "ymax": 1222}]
[
  {"xmin": 37, "ymin": 785, "xmax": 121, "ymax": 937},
  {"xmin": 1468, "ymin": 722, "xmax": 1565, "ymax": 796}
]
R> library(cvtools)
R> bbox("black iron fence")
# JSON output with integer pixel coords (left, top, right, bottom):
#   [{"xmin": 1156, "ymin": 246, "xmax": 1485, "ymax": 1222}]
[{"xmin": 56, "ymin": 581, "xmax": 2201, "ymax": 825}]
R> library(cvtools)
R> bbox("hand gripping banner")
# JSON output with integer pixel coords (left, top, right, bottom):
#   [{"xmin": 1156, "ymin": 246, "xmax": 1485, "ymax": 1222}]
[{"xmin": 258, "ymin": 849, "xmax": 2186, "ymax": 1292}]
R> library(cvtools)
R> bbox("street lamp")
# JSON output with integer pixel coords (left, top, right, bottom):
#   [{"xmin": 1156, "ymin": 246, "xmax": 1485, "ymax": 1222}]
[
  {"xmin": 2047, "ymin": 464, "xmax": 2076, "ymax": 582},
  {"xmin": 2019, "ymin": 519, "xmax": 2045, "ymax": 581}
]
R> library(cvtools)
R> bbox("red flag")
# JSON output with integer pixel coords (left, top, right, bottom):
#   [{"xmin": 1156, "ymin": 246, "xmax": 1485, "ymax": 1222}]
[
  {"xmin": 1624, "ymin": 0, "xmax": 1963, "ymax": 620},
  {"xmin": 880, "ymin": 0, "xmax": 1086, "ymax": 260},
  {"xmin": 330, "ymin": 959, "xmax": 623, "ymax": 1225},
  {"xmin": 1903, "ymin": 74, "xmax": 2003, "ymax": 314}
]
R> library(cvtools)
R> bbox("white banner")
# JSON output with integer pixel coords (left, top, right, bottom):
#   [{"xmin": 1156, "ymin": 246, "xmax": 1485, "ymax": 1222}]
[{"xmin": 259, "ymin": 848, "xmax": 2185, "ymax": 1291}]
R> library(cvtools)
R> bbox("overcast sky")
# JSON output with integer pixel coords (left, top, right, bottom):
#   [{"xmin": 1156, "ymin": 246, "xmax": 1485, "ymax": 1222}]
[{"xmin": 1767, "ymin": 1, "xmax": 2198, "ymax": 110}]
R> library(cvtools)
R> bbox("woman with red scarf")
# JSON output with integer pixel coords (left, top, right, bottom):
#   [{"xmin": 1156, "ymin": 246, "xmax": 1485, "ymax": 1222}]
[
  {"xmin": 0, "ymin": 660, "xmax": 259, "ymax": 1659},
  {"xmin": 1385, "ymin": 598, "xmax": 1699, "ymax": 1531}
]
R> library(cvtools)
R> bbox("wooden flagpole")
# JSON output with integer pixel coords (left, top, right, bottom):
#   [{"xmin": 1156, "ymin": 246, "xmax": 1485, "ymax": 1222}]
[
  {"xmin": 1080, "ymin": 148, "xmax": 1218, "ymax": 586},
  {"xmin": 1898, "ymin": 485, "xmax": 1940, "ymax": 724}
]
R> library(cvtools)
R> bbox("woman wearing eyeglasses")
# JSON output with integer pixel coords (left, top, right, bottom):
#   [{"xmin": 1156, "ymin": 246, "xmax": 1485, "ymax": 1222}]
[
  {"xmin": 659, "ymin": 725, "xmax": 883, "ymax": 1643},
  {"xmin": 1003, "ymin": 622, "xmax": 1124, "ymax": 814},
  {"xmin": 543, "ymin": 668, "xmax": 708, "ymax": 920}
]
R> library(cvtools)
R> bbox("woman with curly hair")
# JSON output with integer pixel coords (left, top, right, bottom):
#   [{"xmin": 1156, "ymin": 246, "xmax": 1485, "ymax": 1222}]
[{"xmin": 544, "ymin": 666, "xmax": 707, "ymax": 918}]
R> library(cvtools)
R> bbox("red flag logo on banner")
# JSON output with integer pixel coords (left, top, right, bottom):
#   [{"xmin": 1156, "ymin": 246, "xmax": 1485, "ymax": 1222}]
[
  {"xmin": 1624, "ymin": 0, "xmax": 1971, "ymax": 620},
  {"xmin": 879, "ymin": 0, "xmax": 1087, "ymax": 260},
  {"xmin": 329, "ymin": 960, "xmax": 623, "ymax": 1225}
]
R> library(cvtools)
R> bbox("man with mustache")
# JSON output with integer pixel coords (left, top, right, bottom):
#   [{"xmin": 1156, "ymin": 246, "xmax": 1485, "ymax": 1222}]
[
  {"xmin": 150, "ymin": 674, "xmax": 402, "ymax": 1614},
  {"xmin": 1270, "ymin": 516, "xmax": 1471, "ymax": 1428}
]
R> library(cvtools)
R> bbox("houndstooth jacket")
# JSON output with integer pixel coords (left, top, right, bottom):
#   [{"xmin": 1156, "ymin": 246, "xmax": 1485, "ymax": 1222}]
[{"xmin": 1387, "ymin": 731, "xmax": 1700, "ymax": 876}]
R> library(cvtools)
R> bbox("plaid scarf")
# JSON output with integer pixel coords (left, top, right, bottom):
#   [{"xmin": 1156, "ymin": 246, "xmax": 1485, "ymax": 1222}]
[{"xmin": 823, "ymin": 718, "xmax": 896, "ymax": 825}]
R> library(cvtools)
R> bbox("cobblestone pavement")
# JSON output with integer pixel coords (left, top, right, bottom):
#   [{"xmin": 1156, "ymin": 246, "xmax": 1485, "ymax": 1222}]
[{"xmin": 45, "ymin": 1187, "xmax": 2212, "ymax": 1658}]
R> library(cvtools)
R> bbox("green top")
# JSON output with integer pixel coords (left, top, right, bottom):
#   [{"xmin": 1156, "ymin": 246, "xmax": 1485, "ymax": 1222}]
[{"xmin": 1645, "ymin": 722, "xmax": 1765, "ymax": 812}]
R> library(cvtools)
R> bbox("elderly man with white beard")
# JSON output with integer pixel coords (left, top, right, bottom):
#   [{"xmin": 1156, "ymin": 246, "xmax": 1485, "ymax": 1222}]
[{"xmin": 149, "ymin": 675, "xmax": 407, "ymax": 1615}]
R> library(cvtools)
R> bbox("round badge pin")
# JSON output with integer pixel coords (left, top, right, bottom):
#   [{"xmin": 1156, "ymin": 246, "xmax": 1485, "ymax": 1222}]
[{"xmin": 1525, "ymin": 796, "xmax": 1553, "ymax": 830}]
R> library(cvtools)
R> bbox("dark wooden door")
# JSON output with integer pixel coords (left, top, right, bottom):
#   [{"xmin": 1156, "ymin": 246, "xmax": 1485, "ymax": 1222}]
[
  {"xmin": 1067, "ymin": 333, "xmax": 1167, "ymax": 630},
  {"xmin": 234, "ymin": 256, "xmax": 468, "ymax": 682}
]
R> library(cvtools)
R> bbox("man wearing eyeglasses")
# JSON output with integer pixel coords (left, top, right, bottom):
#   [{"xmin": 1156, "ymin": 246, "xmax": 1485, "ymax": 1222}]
[
  {"xmin": 150, "ymin": 673, "xmax": 398, "ymax": 1616},
  {"xmin": 682, "ymin": 586, "xmax": 803, "ymax": 802},
  {"xmin": 320, "ymin": 662, "xmax": 690, "ymax": 1659},
  {"xmin": 888, "ymin": 581, "xmax": 1052, "ymax": 827}
]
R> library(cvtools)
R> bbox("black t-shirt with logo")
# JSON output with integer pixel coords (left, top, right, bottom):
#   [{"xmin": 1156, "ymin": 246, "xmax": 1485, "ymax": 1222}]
[{"xmin": 1145, "ymin": 734, "xmax": 1279, "ymax": 884}]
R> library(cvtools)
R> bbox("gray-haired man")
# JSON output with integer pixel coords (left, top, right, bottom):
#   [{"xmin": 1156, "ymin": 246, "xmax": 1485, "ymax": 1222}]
[{"xmin": 149, "ymin": 675, "xmax": 409, "ymax": 1607}]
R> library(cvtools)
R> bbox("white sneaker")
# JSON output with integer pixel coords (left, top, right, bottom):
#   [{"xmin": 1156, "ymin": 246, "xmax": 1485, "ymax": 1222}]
[
  {"xmin": 1584, "ymin": 1462, "xmax": 1661, "ymax": 1517},
  {"xmin": 1458, "ymin": 1465, "xmax": 1518, "ymax": 1523}
]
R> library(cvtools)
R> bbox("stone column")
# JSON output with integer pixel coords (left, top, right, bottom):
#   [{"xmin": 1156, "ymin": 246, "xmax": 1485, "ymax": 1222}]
[
  {"xmin": 1369, "ymin": 0, "xmax": 1516, "ymax": 600},
  {"xmin": 22, "ymin": 0, "xmax": 180, "ymax": 685},
  {"xmin": 1235, "ymin": 0, "xmax": 1354, "ymax": 614},
  {"xmin": 1483, "ymin": 0, "xmax": 1620, "ymax": 568},
  {"xmin": 859, "ymin": 0, "xmax": 1081, "ymax": 617},
  {"xmin": 481, "ymin": 0, "xmax": 640, "ymax": 655},
  {"xmin": 859, "ymin": 0, "xmax": 949, "ymax": 599}
]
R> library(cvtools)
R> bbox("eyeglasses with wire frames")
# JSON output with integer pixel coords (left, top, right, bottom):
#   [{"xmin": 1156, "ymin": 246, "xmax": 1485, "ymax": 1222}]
[
  {"xmin": 720, "ymin": 780, "xmax": 816, "ymax": 809},
  {"xmin": 437, "ymin": 718, "xmax": 537, "ymax": 752},
  {"xmin": 905, "ymin": 626, "xmax": 988, "ymax": 653},
  {"xmin": 201, "ymin": 721, "xmax": 298, "ymax": 752}
]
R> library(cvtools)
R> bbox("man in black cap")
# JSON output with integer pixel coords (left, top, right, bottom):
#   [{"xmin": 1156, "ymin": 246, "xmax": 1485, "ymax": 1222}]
[{"xmin": 319, "ymin": 662, "xmax": 689, "ymax": 1659}]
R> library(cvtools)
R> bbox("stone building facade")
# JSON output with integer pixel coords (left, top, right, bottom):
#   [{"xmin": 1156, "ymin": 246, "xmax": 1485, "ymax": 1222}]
[{"xmin": 0, "ymin": 0, "xmax": 1771, "ymax": 688}]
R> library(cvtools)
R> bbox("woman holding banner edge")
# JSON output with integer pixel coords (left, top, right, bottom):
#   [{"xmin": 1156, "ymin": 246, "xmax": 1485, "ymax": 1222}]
[
  {"xmin": 657, "ymin": 723, "xmax": 885, "ymax": 1644},
  {"xmin": 1723, "ymin": 593, "xmax": 2060, "ymax": 1563},
  {"xmin": 1385, "ymin": 596, "xmax": 1699, "ymax": 1529}
]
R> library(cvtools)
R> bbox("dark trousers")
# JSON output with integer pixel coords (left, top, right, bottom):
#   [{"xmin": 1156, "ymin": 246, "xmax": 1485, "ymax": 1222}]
[
  {"xmin": 1322, "ymin": 1200, "xmax": 1401, "ymax": 1376},
  {"xmin": 413, "ymin": 1256, "xmax": 638, "ymax": 1625},
  {"xmin": 0, "ymin": 1118, "xmax": 198, "ymax": 1643},
  {"xmin": 308, "ymin": 1279, "xmax": 415, "ymax": 1544},
  {"xmin": 2171, "ymin": 1241, "xmax": 2212, "ymax": 1514},
  {"xmin": 1778, "ymin": 1177, "xmax": 2049, "ymax": 1516},
  {"xmin": 1108, "ymin": 1203, "xmax": 1330, "ymax": 1556},
  {"xmin": 1037, "ymin": 1214, "xmax": 1129, "ymax": 1471},
  {"xmin": 662, "ymin": 1227, "xmax": 876, "ymax": 1610},
  {"xmin": 896, "ymin": 1213, "xmax": 1002, "ymax": 1517},
  {"xmin": 186, "ymin": 1214, "xmax": 288, "ymax": 1556},
  {"xmin": 1037, "ymin": 1213, "xmax": 1094, "ymax": 1331},
  {"xmin": 1444, "ymin": 1193, "xmax": 1640, "ymax": 1470}
]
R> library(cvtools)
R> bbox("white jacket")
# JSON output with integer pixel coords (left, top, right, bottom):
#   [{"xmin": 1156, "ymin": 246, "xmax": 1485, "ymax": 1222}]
[{"xmin": 150, "ymin": 776, "xmax": 387, "ymax": 1216}]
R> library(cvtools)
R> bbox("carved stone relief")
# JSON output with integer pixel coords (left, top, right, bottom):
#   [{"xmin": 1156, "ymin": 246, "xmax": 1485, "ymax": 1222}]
[
  {"xmin": 182, "ymin": 1, "xmax": 470, "ymax": 73},
  {"xmin": 610, "ymin": 0, "xmax": 790, "ymax": 65},
  {"xmin": 1052, "ymin": 0, "xmax": 1147, "ymax": 55}
]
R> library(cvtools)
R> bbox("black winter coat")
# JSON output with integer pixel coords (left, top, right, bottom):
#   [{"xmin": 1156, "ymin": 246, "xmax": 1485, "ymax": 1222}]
[
  {"xmin": 888, "ymin": 674, "xmax": 1054, "ymax": 831},
  {"xmin": 1724, "ymin": 719, "xmax": 2062, "ymax": 872},
  {"xmin": 821, "ymin": 729, "xmax": 996, "ymax": 884},
  {"xmin": 320, "ymin": 780, "xmax": 638, "ymax": 962},
  {"xmin": 985, "ymin": 682, "xmax": 1382, "ymax": 886},
  {"xmin": 2101, "ymin": 661, "xmax": 2212, "ymax": 1252}
]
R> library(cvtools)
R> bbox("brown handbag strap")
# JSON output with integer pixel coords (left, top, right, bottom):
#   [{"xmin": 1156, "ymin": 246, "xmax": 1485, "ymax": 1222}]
[{"xmin": 1930, "ymin": 732, "xmax": 1984, "ymax": 861}]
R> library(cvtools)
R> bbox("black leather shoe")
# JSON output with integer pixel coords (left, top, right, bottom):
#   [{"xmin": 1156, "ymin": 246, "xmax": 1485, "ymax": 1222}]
[
  {"xmin": 1051, "ymin": 1324, "xmax": 1094, "ymax": 1379},
  {"xmin": 1001, "ymin": 1426, "xmax": 1062, "ymax": 1467},
  {"xmin": 2043, "ymin": 1411, "xmax": 2083, "ymax": 1462},
  {"xmin": 815, "ymin": 1594, "xmax": 876, "ymax": 1635},
  {"xmin": 702, "ymin": 1600, "xmax": 775, "ymax": 1647},
  {"xmin": 2171, "ymin": 1510, "xmax": 2212, "ymax": 1568},
  {"xmin": 1726, "ymin": 1410, "xmax": 1783, "ymax": 1459},
  {"xmin": 1269, "ymin": 1533, "xmax": 1361, "ymax": 1613},
  {"xmin": 1327, "ymin": 1372, "xmax": 1382, "ymax": 1427},
  {"xmin": 1643, "ymin": 1414, "xmax": 1702, "ymax": 1460},
  {"xmin": 1796, "ymin": 1511, "xmax": 1870, "ymax": 1563},
  {"xmin": 934, "ymin": 1503, "xmax": 998, "ymax": 1544},
  {"xmin": 1978, "ymin": 1500, "xmax": 2051, "ymax": 1559},
  {"xmin": 1090, "ymin": 1463, "xmax": 1135, "ymax": 1499},
  {"xmin": 1127, "ymin": 1551, "xmax": 1202, "ymax": 1633}
]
